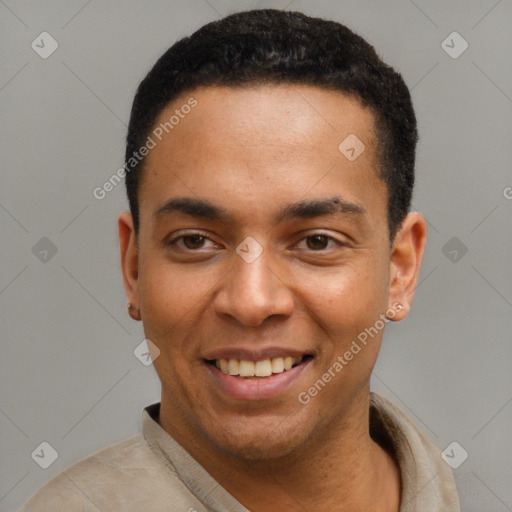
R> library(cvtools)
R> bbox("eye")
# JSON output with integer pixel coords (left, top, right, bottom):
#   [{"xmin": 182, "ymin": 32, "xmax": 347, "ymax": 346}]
[
  {"xmin": 296, "ymin": 233, "xmax": 344, "ymax": 251},
  {"xmin": 305, "ymin": 234, "xmax": 329, "ymax": 250},
  {"xmin": 167, "ymin": 232, "xmax": 218, "ymax": 251},
  {"xmin": 181, "ymin": 234, "xmax": 207, "ymax": 249}
]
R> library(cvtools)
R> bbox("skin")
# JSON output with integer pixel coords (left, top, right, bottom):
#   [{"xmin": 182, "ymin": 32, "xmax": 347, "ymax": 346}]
[{"xmin": 119, "ymin": 85, "xmax": 426, "ymax": 511}]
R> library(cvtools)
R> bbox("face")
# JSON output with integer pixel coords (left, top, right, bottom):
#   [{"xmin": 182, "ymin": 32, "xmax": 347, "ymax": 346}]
[{"xmin": 120, "ymin": 85, "xmax": 425, "ymax": 461}]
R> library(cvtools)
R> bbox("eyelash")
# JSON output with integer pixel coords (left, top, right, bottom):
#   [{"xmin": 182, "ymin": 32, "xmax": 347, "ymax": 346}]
[
  {"xmin": 166, "ymin": 231, "xmax": 346, "ymax": 252},
  {"xmin": 167, "ymin": 231, "xmax": 217, "ymax": 250},
  {"xmin": 296, "ymin": 234, "xmax": 345, "ymax": 251}
]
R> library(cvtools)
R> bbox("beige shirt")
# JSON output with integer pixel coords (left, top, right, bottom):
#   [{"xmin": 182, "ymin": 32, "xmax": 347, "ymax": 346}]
[{"xmin": 21, "ymin": 393, "xmax": 460, "ymax": 511}]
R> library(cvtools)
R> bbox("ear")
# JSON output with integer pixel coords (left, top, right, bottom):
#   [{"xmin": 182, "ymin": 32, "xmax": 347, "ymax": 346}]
[
  {"xmin": 388, "ymin": 212, "xmax": 427, "ymax": 321},
  {"xmin": 118, "ymin": 211, "xmax": 140, "ymax": 316}
]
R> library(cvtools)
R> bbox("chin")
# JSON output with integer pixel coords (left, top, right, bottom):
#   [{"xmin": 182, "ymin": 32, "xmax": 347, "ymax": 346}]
[
  {"xmin": 214, "ymin": 433, "xmax": 304, "ymax": 461},
  {"xmin": 204, "ymin": 414, "xmax": 310, "ymax": 461}
]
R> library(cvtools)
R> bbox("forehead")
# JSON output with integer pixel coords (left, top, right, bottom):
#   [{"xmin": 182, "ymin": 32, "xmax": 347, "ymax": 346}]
[
  {"xmin": 138, "ymin": 84, "xmax": 386, "ymax": 225},
  {"xmin": 149, "ymin": 84, "xmax": 376, "ymax": 156}
]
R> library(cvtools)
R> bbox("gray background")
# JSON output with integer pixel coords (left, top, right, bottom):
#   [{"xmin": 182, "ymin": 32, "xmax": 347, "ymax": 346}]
[{"xmin": 1, "ymin": 0, "xmax": 511, "ymax": 510}]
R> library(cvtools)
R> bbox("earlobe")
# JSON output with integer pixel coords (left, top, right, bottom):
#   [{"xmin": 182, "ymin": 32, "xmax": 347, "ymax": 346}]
[
  {"xmin": 387, "ymin": 212, "xmax": 427, "ymax": 321},
  {"xmin": 118, "ymin": 211, "xmax": 140, "ymax": 320},
  {"xmin": 127, "ymin": 302, "xmax": 141, "ymax": 321}
]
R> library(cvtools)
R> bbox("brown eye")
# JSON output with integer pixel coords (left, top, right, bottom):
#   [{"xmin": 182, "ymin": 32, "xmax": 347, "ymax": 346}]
[
  {"xmin": 182, "ymin": 235, "xmax": 206, "ymax": 249},
  {"xmin": 306, "ymin": 234, "xmax": 329, "ymax": 250}
]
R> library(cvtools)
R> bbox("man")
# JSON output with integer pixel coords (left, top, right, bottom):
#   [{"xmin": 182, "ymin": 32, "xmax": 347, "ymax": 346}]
[{"xmin": 22, "ymin": 9, "xmax": 460, "ymax": 511}]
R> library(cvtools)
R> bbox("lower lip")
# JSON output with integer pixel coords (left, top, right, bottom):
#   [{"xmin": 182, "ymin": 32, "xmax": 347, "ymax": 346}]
[{"xmin": 205, "ymin": 359, "xmax": 312, "ymax": 401}]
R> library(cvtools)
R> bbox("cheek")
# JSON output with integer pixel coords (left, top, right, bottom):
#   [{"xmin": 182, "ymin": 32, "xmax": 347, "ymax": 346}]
[
  {"xmin": 139, "ymin": 263, "xmax": 209, "ymax": 394},
  {"xmin": 293, "ymin": 257, "xmax": 389, "ymax": 386},
  {"xmin": 137, "ymin": 256, "xmax": 216, "ymax": 347},
  {"xmin": 299, "ymin": 260, "xmax": 388, "ymax": 330},
  {"xmin": 140, "ymin": 270, "xmax": 188, "ymax": 326}
]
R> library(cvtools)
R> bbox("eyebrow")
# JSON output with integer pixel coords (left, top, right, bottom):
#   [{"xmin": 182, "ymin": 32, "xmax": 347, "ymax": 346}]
[
  {"xmin": 155, "ymin": 197, "xmax": 230, "ymax": 221},
  {"xmin": 154, "ymin": 196, "xmax": 365, "ymax": 222},
  {"xmin": 279, "ymin": 197, "xmax": 364, "ymax": 221}
]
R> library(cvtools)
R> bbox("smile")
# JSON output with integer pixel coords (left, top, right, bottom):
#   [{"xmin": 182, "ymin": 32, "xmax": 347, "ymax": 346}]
[
  {"xmin": 211, "ymin": 356, "xmax": 307, "ymax": 378},
  {"xmin": 204, "ymin": 354, "xmax": 313, "ymax": 401}
]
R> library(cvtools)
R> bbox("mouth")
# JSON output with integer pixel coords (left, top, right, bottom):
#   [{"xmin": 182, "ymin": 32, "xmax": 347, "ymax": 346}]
[
  {"xmin": 206, "ymin": 355, "xmax": 313, "ymax": 379},
  {"xmin": 204, "ymin": 354, "xmax": 314, "ymax": 401}
]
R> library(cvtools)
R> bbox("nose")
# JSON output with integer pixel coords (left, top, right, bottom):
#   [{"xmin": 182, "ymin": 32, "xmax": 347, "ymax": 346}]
[{"xmin": 213, "ymin": 251, "xmax": 295, "ymax": 327}]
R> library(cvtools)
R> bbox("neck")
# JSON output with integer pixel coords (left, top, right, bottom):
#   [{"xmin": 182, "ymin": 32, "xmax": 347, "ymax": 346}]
[{"xmin": 159, "ymin": 391, "xmax": 401, "ymax": 512}]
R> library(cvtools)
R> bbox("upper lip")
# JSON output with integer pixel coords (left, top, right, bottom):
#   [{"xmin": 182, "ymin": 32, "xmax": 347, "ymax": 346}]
[{"xmin": 203, "ymin": 347, "xmax": 313, "ymax": 361}]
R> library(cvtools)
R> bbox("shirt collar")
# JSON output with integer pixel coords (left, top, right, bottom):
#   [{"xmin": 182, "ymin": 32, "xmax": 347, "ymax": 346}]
[
  {"xmin": 369, "ymin": 393, "xmax": 460, "ymax": 511},
  {"xmin": 142, "ymin": 403, "xmax": 248, "ymax": 512},
  {"xmin": 142, "ymin": 393, "xmax": 460, "ymax": 512}
]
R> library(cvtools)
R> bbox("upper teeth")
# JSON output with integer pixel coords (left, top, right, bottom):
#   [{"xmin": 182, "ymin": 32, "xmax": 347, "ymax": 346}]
[{"xmin": 215, "ymin": 357, "xmax": 303, "ymax": 377}]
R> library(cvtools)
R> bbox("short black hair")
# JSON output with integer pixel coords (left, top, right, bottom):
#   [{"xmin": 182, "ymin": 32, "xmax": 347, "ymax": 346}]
[{"xmin": 125, "ymin": 9, "xmax": 417, "ymax": 238}]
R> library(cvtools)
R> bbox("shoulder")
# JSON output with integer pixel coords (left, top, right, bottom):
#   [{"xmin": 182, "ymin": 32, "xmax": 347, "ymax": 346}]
[
  {"xmin": 370, "ymin": 392, "xmax": 461, "ymax": 512},
  {"xmin": 20, "ymin": 434, "xmax": 194, "ymax": 511}
]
